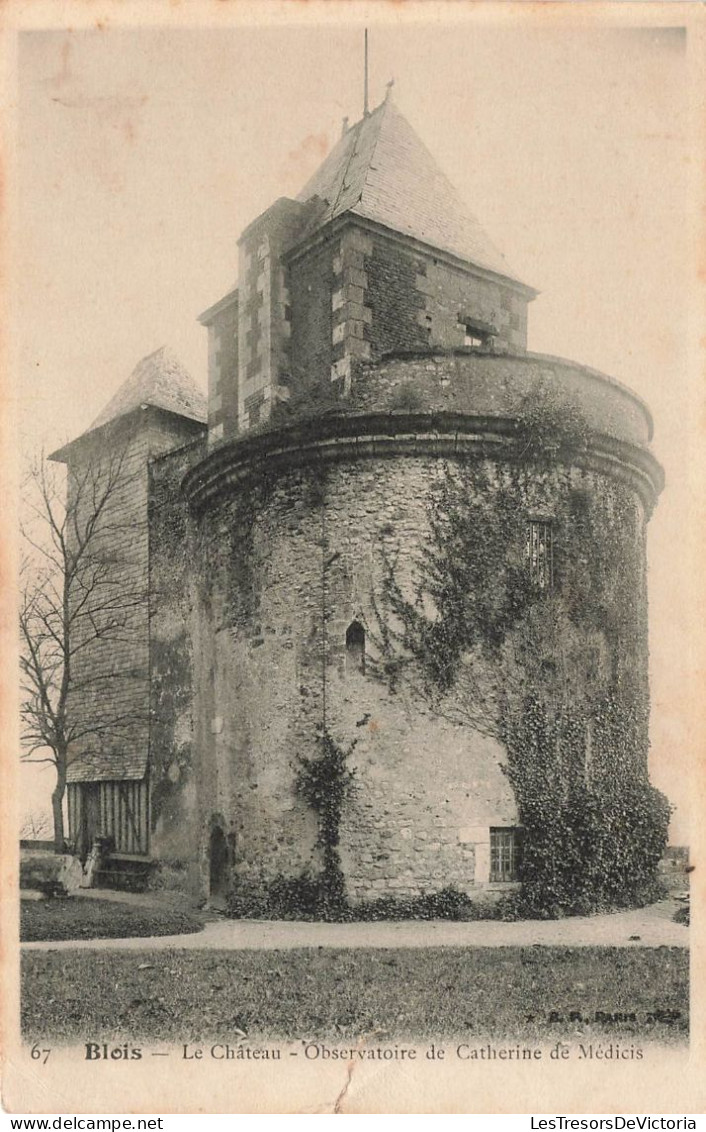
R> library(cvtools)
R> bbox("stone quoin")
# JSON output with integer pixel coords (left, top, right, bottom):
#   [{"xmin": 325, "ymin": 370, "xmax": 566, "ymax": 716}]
[{"xmin": 51, "ymin": 92, "xmax": 664, "ymax": 905}]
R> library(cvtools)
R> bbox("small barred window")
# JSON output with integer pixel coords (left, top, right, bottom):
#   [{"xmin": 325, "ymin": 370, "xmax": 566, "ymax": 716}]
[
  {"xmin": 526, "ymin": 519, "xmax": 554, "ymax": 589},
  {"xmin": 490, "ymin": 827, "xmax": 523, "ymax": 883}
]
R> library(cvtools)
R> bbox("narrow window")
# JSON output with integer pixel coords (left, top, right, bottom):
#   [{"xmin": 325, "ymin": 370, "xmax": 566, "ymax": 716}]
[
  {"xmin": 345, "ymin": 621, "xmax": 366, "ymax": 675},
  {"xmin": 459, "ymin": 316, "xmax": 496, "ymax": 350},
  {"xmin": 490, "ymin": 827, "xmax": 523, "ymax": 882},
  {"xmin": 526, "ymin": 519, "xmax": 554, "ymax": 589},
  {"xmin": 464, "ymin": 327, "xmax": 487, "ymax": 348}
]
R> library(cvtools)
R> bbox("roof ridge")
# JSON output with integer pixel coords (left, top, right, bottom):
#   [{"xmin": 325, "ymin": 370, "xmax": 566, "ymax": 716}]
[
  {"xmin": 330, "ymin": 98, "xmax": 388, "ymax": 218},
  {"xmin": 357, "ymin": 96, "xmax": 390, "ymax": 209},
  {"xmin": 328, "ymin": 117, "xmax": 365, "ymax": 218}
]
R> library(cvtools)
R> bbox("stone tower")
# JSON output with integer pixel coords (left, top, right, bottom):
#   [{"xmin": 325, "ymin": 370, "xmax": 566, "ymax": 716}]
[{"xmin": 180, "ymin": 96, "xmax": 665, "ymax": 905}]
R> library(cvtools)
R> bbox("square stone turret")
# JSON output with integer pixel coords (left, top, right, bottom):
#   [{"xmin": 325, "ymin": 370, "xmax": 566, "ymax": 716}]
[{"xmin": 200, "ymin": 95, "xmax": 538, "ymax": 444}]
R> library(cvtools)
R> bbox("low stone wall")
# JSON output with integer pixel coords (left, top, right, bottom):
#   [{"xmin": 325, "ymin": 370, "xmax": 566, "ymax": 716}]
[
  {"xmin": 20, "ymin": 851, "xmax": 84, "ymax": 896},
  {"xmin": 351, "ymin": 350, "xmax": 653, "ymax": 448}
]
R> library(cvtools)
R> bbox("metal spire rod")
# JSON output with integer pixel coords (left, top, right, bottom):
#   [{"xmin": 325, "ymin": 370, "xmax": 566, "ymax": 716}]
[{"xmin": 364, "ymin": 28, "xmax": 369, "ymax": 117}]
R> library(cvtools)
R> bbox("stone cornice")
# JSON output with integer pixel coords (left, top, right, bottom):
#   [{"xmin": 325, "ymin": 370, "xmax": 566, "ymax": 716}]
[
  {"xmin": 282, "ymin": 213, "xmax": 539, "ymax": 300},
  {"xmin": 182, "ymin": 411, "xmax": 664, "ymax": 517},
  {"xmin": 197, "ymin": 287, "xmax": 239, "ymax": 327}
]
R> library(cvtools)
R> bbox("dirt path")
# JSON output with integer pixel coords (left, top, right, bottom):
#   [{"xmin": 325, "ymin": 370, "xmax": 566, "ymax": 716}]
[{"xmin": 22, "ymin": 899, "xmax": 687, "ymax": 952}]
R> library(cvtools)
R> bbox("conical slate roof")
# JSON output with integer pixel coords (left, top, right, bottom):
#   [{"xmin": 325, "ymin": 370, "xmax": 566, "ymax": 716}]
[
  {"xmin": 89, "ymin": 346, "xmax": 207, "ymax": 431},
  {"xmin": 297, "ymin": 96, "xmax": 523, "ymax": 285}
]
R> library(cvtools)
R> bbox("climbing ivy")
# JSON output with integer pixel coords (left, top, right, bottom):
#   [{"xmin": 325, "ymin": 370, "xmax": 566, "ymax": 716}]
[
  {"xmin": 501, "ymin": 688, "xmax": 670, "ymax": 916},
  {"xmin": 372, "ymin": 394, "xmax": 670, "ymax": 915},
  {"xmin": 295, "ymin": 728, "xmax": 357, "ymax": 914}
]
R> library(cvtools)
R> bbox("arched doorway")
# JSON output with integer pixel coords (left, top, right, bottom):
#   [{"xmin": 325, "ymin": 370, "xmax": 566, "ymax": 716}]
[{"xmin": 209, "ymin": 826, "xmax": 229, "ymax": 899}]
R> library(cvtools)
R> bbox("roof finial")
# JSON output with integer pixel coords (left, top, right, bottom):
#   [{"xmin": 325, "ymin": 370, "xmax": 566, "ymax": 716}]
[
  {"xmin": 364, "ymin": 28, "xmax": 369, "ymax": 117},
  {"xmin": 385, "ymin": 77, "xmax": 395, "ymax": 100}
]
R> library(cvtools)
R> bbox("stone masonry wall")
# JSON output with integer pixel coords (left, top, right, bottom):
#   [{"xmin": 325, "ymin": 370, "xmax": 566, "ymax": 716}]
[
  {"xmin": 420, "ymin": 257, "xmax": 527, "ymax": 352},
  {"xmin": 288, "ymin": 237, "xmax": 336, "ymax": 391},
  {"xmin": 286, "ymin": 220, "xmax": 530, "ymax": 405},
  {"xmin": 363, "ymin": 229, "xmax": 528, "ymax": 358},
  {"xmin": 236, "ymin": 199, "xmax": 308, "ymax": 432},
  {"xmin": 191, "ymin": 444, "xmax": 648, "ymax": 902},
  {"xmin": 349, "ymin": 351, "xmax": 653, "ymax": 449},
  {"xmin": 361, "ymin": 229, "xmax": 427, "ymax": 361},
  {"xmin": 148, "ymin": 432, "xmax": 206, "ymax": 880},
  {"xmin": 206, "ymin": 294, "xmax": 238, "ymax": 444}
]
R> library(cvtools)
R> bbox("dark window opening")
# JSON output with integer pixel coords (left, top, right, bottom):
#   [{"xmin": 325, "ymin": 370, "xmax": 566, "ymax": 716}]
[
  {"xmin": 490, "ymin": 827, "xmax": 523, "ymax": 883},
  {"xmin": 209, "ymin": 826, "xmax": 230, "ymax": 898},
  {"xmin": 464, "ymin": 327, "xmax": 488, "ymax": 348},
  {"xmin": 458, "ymin": 315, "xmax": 497, "ymax": 350},
  {"xmin": 346, "ymin": 620, "xmax": 366, "ymax": 675},
  {"xmin": 526, "ymin": 519, "xmax": 554, "ymax": 589}
]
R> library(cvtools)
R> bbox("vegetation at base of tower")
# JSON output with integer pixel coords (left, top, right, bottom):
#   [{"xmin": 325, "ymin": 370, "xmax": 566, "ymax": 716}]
[
  {"xmin": 294, "ymin": 728, "xmax": 358, "ymax": 915},
  {"xmin": 270, "ymin": 375, "xmax": 349, "ymax": 430},
  {"xmin": 227, "ymin": 728, "xmax": 358, "ymax": 921},
  {"xmin": 371, "ymin": 395, "xmax": 670, "ymax": 916},
  {"xmin": 225, "ymin": 875, "xmax": 513, "ymax": 922},
  {"xmin": 501, "ymin": 690, "xmax": 670, "ymax": 917},
  {"xmin": 227, "ymin": 729, "xmax": 519, "ymax": 923}
]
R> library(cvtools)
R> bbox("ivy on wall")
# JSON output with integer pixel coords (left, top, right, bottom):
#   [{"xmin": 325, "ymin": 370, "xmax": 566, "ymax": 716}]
[
  {"xmin": 372, "ymin": 394, "xmax": 670, "ymax": 915},
  {"xmin": 295, "ymin": 728, "xmax": 357, "ymax": 914}
]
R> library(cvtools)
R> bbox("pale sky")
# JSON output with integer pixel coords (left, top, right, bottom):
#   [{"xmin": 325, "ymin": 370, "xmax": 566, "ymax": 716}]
[{"xmin": 16, "ymin": 18, "xmax": 696, "ymax": 841}]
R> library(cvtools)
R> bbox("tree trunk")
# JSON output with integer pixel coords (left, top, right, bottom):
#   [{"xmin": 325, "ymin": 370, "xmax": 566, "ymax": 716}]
[{"xmin": 52, "ymin": 760, "xmax": 66, "ymax": 853}]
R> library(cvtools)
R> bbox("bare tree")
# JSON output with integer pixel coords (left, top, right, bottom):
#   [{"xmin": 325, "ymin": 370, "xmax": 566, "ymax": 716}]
[
  {"xmin": 19, "ymin": 811, "xmax": 52, "ymax": 840},
  {"xmin": 19, "ymin": 450, "xmax": 147, "ymax": 852}
]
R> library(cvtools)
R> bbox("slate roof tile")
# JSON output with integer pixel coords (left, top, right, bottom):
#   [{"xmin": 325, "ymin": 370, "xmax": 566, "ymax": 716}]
[
  {"xmin": 67, "ymin": 750, "xmax": 147, "ymax": 783},
  {"xmin": 90, "ymin": 346, "xmax": 207, "ymax": 431},
  {"xmin": 297, "ymin": 97, "xmax": 524, "ymax": 285}
]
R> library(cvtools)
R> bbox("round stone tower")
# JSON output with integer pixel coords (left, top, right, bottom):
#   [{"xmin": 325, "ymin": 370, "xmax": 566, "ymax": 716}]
[
  {"xmin": 185, "ymin": 95, "xmax": 665, "ymax": 908},
  {"xmin": 183, "ymin": 349, "xmax": 662, "ymax": 904}
]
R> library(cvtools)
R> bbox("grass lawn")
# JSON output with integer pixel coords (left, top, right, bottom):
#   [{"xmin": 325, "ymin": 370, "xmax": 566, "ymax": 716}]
[
  {"xmin": 20, "ymin": 898, "xmax": 204, "ymax": 943},
  {"xmin": 22, "ymin": 946, "xmax": 687, "ymax": 1044}
]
